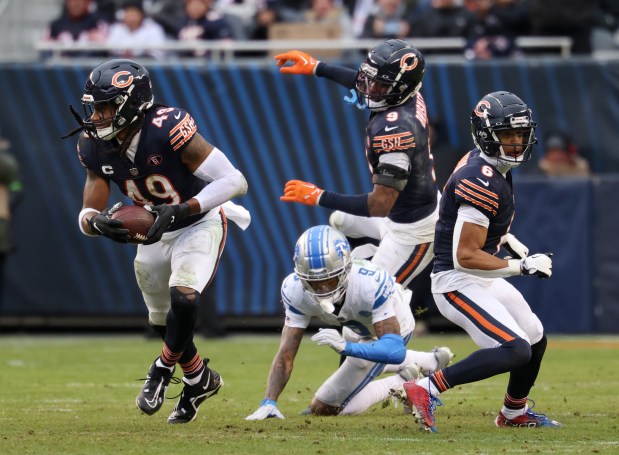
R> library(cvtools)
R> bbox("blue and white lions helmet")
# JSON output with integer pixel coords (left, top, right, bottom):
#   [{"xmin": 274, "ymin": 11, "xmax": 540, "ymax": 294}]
[{"xmin": 293, "ymin": 225, "xmax": 352, "ymax": 313}]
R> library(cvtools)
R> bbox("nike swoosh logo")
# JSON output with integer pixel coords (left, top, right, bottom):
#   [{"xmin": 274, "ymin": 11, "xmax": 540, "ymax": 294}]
[
  {"xmin": 299, "ymin": 56, "xmax": 308, "ymax": 64},
  {"xmin": 385, "ymin": 126, "xmax": 398, "ymax": 132},
  {"xmin": 145, "ymin": 384, "xmax": 163, "ymax": 407},
  {"xmin": 174, "ymin": 112, "xmax": 181, "ymax": 120},
  {"xmin": 476, "ymin": 178, "xmax": 490, "ymax": 186}
]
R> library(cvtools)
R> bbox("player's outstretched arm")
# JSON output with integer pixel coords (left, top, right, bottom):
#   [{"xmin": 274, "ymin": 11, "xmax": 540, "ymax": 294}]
[
  {"xmin": 274, "ymin": 50, "xmax": 358, "ymax": 89},
  {"xmin": 246, "ymin": 325, "xmax": 304, "ymax": 420},
  {"xmin": 280, "ymin": 180, "xmax": 398, "ymax": 218},
  {"xmin": 274, "ymin": 50, "xmax": 318, "ymax": 75}
]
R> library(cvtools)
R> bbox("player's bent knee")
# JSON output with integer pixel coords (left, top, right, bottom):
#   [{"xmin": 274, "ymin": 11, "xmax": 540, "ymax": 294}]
[
  {"xmin": 310, "ymin": 398, "xmax": 341, "ymax": 416},
  {"xmin": 502, "ymin": 338, "xmax": 532, "ymax": 367},
  {"xmin": 170, "ymin": 287, "xmax": 200, "ymax": 318}
]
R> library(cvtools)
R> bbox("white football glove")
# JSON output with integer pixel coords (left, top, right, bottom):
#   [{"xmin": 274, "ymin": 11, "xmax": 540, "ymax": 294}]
[
  {"xmin": 502, "ymin": 233, "xmax": 529, "ymax": 259},
  {"xmin": 311, "ymin": 328, "xmax": 346, "ymax": 353},
  {"xmin": 245, "ymin": 399, "xmax": 285, "ymax": 420},
  {"xmin": 521, "ymin": 253, "xmax": 553, "ymax": 278}
]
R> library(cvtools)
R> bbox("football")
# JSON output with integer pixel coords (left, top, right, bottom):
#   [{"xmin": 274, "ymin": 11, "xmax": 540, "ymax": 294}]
[{"xmin": 110, "ymin": 205, "xmax": 156, "ymax": 244}]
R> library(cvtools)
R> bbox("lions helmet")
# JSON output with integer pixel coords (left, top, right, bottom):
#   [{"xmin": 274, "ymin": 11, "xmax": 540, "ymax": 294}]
[
  {"xmin": 293, "ymin": 225, "xmax": 352, "ymax": 312},
  {"xmin": 356, "ymin": 39, "xmax": 425, "ymax": 112},
  {"xmin": 471, "ymin": 91, "xmax": 537, "ymax": 171},
  {"xmin": 81, "ymin": 59, "xmax": 154, "ymax": 140}
]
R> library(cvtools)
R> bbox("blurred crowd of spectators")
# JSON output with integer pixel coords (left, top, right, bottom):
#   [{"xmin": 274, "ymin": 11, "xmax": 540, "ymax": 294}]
[{"xmin": 44, "ymin": 0, "xmax": 618, "ymax": 60}]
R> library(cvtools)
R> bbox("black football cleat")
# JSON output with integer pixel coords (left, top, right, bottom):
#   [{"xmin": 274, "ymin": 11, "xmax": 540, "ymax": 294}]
[
  {"xmin": 167, "ymin": 362, "xmax": 223, "ymax": 424},
  {"xmin": 136, "ymin": 359, "xmax": 176, "ymax": 415}
]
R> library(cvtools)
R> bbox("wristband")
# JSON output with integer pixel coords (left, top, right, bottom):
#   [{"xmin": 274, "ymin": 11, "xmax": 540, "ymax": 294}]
[
  {"xmin": 79, "ymin": 207, "xmax": 100, "ymax": 237},
  {"xmin": 260, "ymin": 398, "xmax": 277, "ymax": 406}
]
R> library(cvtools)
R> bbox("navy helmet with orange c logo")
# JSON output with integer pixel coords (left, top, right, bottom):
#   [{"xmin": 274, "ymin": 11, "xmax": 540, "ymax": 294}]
[
  {"xmin": 470, "ymin": 91, "xmax": 538, "ymax": 170},
  {"xmin": 81, "ymin": 59, "xmax": 154, "ymax": 140},
  {"xmin": 355, "ymin": 39, "xmax": 425, "ymax": 112}
]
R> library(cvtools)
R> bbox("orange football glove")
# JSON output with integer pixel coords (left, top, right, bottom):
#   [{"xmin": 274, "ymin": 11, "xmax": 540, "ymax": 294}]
[
  {"xmin": 274, "ymin": 50, "xmax": 318, "ymax": 75},
  {"xmin": 280, "ymin": 180, "xmax": 324, "ymax": 206}
]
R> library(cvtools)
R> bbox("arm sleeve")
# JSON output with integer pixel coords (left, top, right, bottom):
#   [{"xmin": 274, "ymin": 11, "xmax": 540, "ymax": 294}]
[
  {"xmin": 341, "ymin": 333, "xmax": 406, "ymax": 364},
  {"xmin": 315, "ymin": 62, "xmax": 358, "ymax": 90},
  {"xmin": 192, "ymin": 148, "xmax": 248, "ymax": 213}
]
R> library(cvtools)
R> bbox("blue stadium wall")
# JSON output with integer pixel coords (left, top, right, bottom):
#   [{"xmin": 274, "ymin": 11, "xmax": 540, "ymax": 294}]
[{"xmin": 0, "ymin": 58, "xmax": 618, "ymax": 333}]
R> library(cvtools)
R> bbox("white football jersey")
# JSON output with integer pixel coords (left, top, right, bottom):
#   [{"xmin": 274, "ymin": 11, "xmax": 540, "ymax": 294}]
[{"xmin": 281, "ymin": 259, "xmax": 414, "ymax": 338}]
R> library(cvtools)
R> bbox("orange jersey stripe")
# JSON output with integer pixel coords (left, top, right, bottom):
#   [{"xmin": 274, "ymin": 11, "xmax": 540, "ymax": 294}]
[
  {"xmin": 170, "ymin": 114, "xmax": 197, "ymax": 151},
  {"xmin": 447, "ymin": 292, "xmax": 515, "ymax": 342},
  {"xmin": 454, "ymin": 189, "xmax": 498, "ymax": 216},
  {"xmin": 457, "ymin": 184, "xmax": 499, "ymax": 208},
  {"xmin": 461, "ymin": 179, "xmax": 499, "ymax": 199}
]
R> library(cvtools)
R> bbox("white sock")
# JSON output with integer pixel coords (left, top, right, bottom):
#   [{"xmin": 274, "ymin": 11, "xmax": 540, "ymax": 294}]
[
  {"xmin": 339, "ymin": 375, "xmax": 405, "ymax": 416},
  {"xmin": 381, "ymin": 350, "xmax": 437, "ymax": 374},
  {"xmin": 416, "ymin": 377, "xmax": 440, "ymax": 397},
  {"xmin": 155, "ymin": 357, "xmax": 174, "ymax": 371},
  {"xmin": 183, "ymin": 369, "xmax": 204, "ymax": 386},
  {"xmin": 501, "ymin": 403, "xmax": 528, "ymax": 420}
]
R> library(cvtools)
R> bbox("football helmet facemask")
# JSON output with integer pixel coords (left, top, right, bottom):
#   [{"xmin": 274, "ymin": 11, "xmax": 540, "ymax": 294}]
[
  {"xmin": 355, "ymin": 39, "xmax": 425, "ymax": 112},
  {"xmin": 471, "ymin": 91, "xmax": 537, "ymax": 171},
  {"xmin": 81, "ymin": 59, "xmax": 154, "ymax": 140},
  {"xmin": 294, "ymin": 225, "xmax": 352, "ymax": 313}
]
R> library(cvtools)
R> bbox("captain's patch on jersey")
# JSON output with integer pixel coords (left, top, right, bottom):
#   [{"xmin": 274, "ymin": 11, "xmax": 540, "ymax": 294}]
[
  {"xmin": 373, "ymin": 131, "xmax": 415, "ymax": 153},
  {"xmin": 170, "ymin": 114, "xmax": 197, "ymax": 151}
]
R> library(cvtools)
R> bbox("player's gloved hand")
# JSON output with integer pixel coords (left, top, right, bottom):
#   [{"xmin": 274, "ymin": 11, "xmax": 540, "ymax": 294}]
[
  {"xmin": 245, "ymin": 399, "xmax": 285, "ymax": 420},
  {"xmin": 88, "ymin": 202, "xmax": 130, "ymax": 243},
  {"xmin": 274, "ymin": 50, "xmax": 319, "ymax": 75},
  {"xmin": 280, "ymin": 180, "xmax": 324, "ymax": 206},
  {"xmin": 143, "ymin": 202, "xmax": 191, "ymax": 245},
  {"xmin": 520, "ymin": 253, "xmax": 553, "ymax": 278},
  {"xmin": 502, "ymin": 233, "xmax": 529, "ymax": 259},
  {"xmin": 311, "ymin": 328, "xmax": 346, "ymax": 353}
]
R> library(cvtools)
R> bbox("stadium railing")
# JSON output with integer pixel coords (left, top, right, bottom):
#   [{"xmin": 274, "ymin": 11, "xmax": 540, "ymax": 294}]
[{"xmin": 34, "ymin": 36, "xmax": 574, "ymax": 62}]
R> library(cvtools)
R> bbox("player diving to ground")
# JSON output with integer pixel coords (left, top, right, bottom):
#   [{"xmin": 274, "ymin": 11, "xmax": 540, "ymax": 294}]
[{"xmin": 246, "ymin": 225, "xmax": 453, "ymax": 420}]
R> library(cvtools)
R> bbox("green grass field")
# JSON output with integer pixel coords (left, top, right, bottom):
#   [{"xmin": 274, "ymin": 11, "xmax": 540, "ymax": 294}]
[{"xmin": 0, "ymin": 333, "xmax": 618, "ymax": 454}]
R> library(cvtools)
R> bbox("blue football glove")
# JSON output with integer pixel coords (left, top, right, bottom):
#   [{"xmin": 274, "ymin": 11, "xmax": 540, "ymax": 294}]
[{"xmin": 245, "ymin": 399, "xmax": 285, "ymax": 420}]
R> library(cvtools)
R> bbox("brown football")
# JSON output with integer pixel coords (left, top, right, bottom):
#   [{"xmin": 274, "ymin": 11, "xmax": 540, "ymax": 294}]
[{"xmin": 110, "ymin": 205, "xmax": 156, "ymax": 244}]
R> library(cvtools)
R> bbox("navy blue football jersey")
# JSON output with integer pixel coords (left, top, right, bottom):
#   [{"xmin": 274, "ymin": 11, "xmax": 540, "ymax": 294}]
[
  {"xmin": 433, "ymin": 149, "xmax": 515, "ymax": 273},
  {"xmin": 365, "ymin": 93, "xmax": 438, "ymax": 223},
  {"xmin": 77, "ymin": 106, "xmax": 207, "ymax": 230}
]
